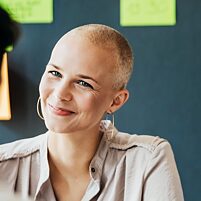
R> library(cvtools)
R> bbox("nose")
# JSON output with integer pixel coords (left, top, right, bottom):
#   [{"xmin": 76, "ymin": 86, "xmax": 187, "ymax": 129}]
[{"xmin": 53, "ymin": 81, "xmax": 73, "ymax": 101}]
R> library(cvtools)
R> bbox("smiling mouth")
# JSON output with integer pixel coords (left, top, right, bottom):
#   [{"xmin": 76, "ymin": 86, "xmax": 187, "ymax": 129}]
[{"xmin": 48, "ymin": 104, "xmax": 75, "ymax": 116}]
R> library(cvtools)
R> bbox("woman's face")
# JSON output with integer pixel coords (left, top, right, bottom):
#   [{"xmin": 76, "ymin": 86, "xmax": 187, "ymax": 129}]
[{"xmin": 39, "ymin": 34, "xmax": 119, "ymax": 134}]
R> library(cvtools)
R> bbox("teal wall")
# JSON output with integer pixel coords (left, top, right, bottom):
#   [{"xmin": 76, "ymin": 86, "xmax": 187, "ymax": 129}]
[{"xmin": 1, "ymin": 0, "xmax": 201, "ymax": 200}]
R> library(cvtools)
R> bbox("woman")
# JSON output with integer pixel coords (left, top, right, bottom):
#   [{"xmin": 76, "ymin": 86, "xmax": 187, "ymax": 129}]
[{"xmin": 0, "ymin": 24, "xmax": 184, "ymax": 201}]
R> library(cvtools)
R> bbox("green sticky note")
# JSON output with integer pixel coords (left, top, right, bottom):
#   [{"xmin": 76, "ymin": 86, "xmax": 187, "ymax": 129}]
[
  {"xmin": 120, "ymin": 0, "xmax": 176, "ymax": 26},
  {"xmin": 0, "ymin": 0, "xmax": 53, "ymax": 23}
]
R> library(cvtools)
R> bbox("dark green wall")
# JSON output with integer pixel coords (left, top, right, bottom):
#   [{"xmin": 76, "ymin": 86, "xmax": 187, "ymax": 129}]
[{"xmin": 0, "ymin": 0, "xmax": 200, "ymax": 200}]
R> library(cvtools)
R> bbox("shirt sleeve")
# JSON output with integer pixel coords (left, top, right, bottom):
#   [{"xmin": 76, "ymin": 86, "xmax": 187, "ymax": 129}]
[{"xmin": 143, "ymin": 141, "xmax": 184, "ymax": 201}]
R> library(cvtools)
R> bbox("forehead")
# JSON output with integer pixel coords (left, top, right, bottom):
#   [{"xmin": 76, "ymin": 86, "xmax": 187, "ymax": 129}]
[{"xmin": 50, "ymin": 33, "xmax": 117, "ymax": 75}]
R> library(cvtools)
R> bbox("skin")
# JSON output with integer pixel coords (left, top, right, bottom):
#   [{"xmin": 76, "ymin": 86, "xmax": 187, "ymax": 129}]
[{"xmin": 39, "ymin": 31, "xmax": 129, "ymax": 201}]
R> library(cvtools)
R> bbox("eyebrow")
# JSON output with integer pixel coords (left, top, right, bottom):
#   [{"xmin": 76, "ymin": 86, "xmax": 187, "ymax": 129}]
[
  {"xmin": 47, "ymin": 63, "xmax": 60, "ymax": 70},
  {"xmin": 77, "ymin": 74, "xmax": 99, "ymax": 84},
  {"xmin": 47, "ymin": 63, "xmax": 99, "ymax": 84}
]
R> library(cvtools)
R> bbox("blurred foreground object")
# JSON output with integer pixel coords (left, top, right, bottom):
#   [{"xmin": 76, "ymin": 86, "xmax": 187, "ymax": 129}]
[
  {"xmin": 0, "ymin": 5, "xmax": 20, "ymax": 70},
  {"xmin": 0, "ymin": 53, "xmax": 11, "ymax": 120},
  {"xmin": 0, "ymin": 6, "xmax": 20, "ymax": 120}
]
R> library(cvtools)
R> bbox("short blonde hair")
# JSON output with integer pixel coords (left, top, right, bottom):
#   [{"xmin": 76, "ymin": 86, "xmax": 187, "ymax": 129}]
[{"xmin": 71, "ymin": 24, "xmax": 134, "ymax": 90}]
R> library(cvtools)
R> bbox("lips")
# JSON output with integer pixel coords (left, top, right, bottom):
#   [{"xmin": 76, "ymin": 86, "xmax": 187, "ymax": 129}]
[{"xmin": 48, "ymin": 103, "xmax": 75, "ymax": 116}]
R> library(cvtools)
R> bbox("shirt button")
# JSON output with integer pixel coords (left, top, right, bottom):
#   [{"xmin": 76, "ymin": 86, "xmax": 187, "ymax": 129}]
[{"xmin": 91, "ymin": 167, "xmax": 96, "ymax": 173}]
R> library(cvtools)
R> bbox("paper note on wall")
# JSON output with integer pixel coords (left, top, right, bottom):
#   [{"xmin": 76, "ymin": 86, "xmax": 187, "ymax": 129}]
[
  {"xmin": 0, "ymin": 54, "xmax": 11, "ymax": 120},
  {"xmin": 0, "ymin": 0, "xmax": 53, "ymax": 23},
  {"xmin": 120, "ymin": 0, "xmax": 176, "ymax": 26}
]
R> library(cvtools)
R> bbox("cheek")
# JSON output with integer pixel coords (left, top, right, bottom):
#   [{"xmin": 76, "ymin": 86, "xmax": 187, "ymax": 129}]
[
  {"xmin": 39, "ymin": 75, "xmax": 50, "ymax": 99},
  {"xmin": 76, "ymin": 92, "xmax": 110, "ymax": 114},
  {"xmin": 39, "ymin": 75, "xmax": 45, "ymax": 96},
  {"xmin": 76, "ymin": 93, "xmax": 97, "ymax": 111},
  {"xmin": 39, "ymin": 83, "xmax": 43, "ymax": 98}
]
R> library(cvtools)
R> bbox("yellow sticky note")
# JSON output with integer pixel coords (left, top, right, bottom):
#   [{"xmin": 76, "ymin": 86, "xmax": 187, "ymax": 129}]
[
  {"xmin": 0, "ymin": 53, "xmax": 11, "ymax": 120},
  {"xmin": 0, "ymin": 0, "xmax": 53, "ymax": 23},
  {"xmin": 120, "ymin": 0, "xmax": 176, "ymax": 26}
]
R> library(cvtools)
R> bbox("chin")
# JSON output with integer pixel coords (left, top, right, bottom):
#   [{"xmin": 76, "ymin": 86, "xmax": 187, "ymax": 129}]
[{"xmin": 44, "ymin": 120, "xmax": 68, "ymax": 134}]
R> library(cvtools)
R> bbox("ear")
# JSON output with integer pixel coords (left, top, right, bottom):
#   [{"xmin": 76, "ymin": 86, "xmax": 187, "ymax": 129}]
[{"xmin": 107, "ymin": 89, "xmax": 129, "ymax": 114}]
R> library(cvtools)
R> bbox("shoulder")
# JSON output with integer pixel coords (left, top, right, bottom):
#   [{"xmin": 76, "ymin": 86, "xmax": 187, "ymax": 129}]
[
  {"xmin": 104, "ymin": 131, "xmax": 177, "ymax": 182},
  {"xmin": 101, "ymin": 120, "xmax": 168, "ymax": 154},
  {"xmin": 108, "ymin": 132, "xmax": 175, "ymax": 170},
  {"xmin": 109, "ymin": 131, "xmax": 168, "ymax": 153},
  {"xmin": 0, "ymin": 133, "xmax": 47, "ymax": 161}
]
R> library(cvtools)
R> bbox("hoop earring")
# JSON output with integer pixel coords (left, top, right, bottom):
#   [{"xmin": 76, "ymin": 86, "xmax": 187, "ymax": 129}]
[
  {"xmin": 37, "ymin": 97, "xmax": 44, "ymax": 120},
  {"xmin": 106, "ymin": 112, "xmax": 115, "ymax": 126},
  {"xmin": 106, "ymin": 112, "xmax": 115, "ymax": 140}
]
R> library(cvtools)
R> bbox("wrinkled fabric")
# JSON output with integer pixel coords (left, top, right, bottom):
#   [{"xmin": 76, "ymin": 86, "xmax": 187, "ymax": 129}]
[{"xmin": 0, "ymin": 120, "xmax": 184, "ymax": 201}]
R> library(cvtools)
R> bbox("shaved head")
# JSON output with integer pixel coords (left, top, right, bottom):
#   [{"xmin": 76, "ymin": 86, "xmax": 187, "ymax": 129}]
[{"xmin": 56, "ymin": 24, "xmax": 134, "ymax": 90}]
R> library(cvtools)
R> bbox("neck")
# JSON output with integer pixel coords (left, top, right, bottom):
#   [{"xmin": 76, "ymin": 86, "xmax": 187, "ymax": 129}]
[{"xmin": 47, "ymin": 127, "xmax": 103, "ymax": 176}]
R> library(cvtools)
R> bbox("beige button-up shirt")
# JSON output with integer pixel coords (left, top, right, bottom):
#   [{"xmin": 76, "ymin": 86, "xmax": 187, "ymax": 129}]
[{"xmin": 0, "ymin": 121, "xmax": 184, "ymax": 201}]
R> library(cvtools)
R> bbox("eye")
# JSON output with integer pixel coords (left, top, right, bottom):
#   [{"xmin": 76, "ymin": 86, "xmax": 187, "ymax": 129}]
[
  {"xmin": 48, "ymin": 71, "xmax": 62, "ymax": 78},
  {"xmin": 77, "ymin": 80, "xmax": 94, "ymax": 89}
]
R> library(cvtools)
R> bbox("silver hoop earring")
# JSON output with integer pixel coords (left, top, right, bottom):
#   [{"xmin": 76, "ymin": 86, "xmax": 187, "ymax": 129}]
[
  {"xmin": 106, "ymin": 112, "xmax": 115, "ymax": 127},
  {"xmin": 37, "ymin": 97, "xmax": 44, "ymax": 120}
]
